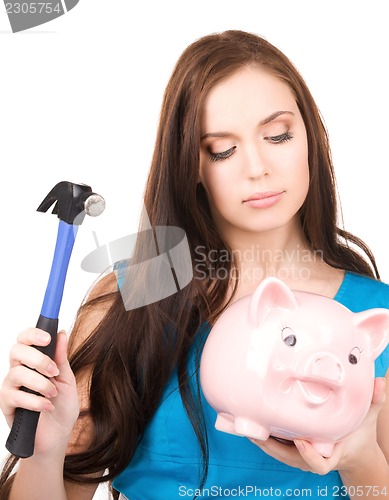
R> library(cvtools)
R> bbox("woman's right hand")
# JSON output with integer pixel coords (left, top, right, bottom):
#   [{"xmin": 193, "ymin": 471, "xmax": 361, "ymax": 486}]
[{"xmin": 0, "ymin": 328, "xmax": 80, "ymax": 458}]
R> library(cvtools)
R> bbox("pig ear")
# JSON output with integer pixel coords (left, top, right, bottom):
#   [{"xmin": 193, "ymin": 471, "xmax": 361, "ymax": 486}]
[
  {"xmin": 353, "ymin": 309, "xmax": 389, "ymax": 359},
  {"xmin": 248, "ymin": 277, "xmax": 298, "ymax": 327}
]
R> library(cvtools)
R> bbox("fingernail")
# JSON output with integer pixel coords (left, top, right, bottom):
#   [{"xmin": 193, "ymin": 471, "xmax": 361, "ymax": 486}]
[
  {"xmin": 43, "ymin": 401, "xmax": 55, "ymax": 412},
  {"xmin": 38, "ymin": 331, "xmax": 51, "ymax": 343},
  {"xmin": 47, "ymin": 363, "xmax": 60, "ymax": 376}
]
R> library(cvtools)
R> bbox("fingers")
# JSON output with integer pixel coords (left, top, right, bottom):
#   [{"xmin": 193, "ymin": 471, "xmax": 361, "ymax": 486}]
[
  {"xmin": 7, "ymin": 365, "xmax": 57, "ymax": 398},
  {"xmin": 0, "ymin": 366, "xmax": 57, "ymax": 420},
  {"xmin": 372, "ymin": 377, "xmax": 386, "ymax": 406},
  {"xmin": 1, "ymin": 369, "xmax": 56, "ymax": 414},
  {"xmin": 248, "ymin": 437, "xmax": 310, "ymax": 472},
  {"xmin": 11, "ymin": 327, "xmax": 61, "ymax": 374},
  {"xmin": 0, "ymin": 328, "xmax": 67, "ymax": 423},
  {"xmin": 16, "ymin": 327, "xmax": 52, "ymax": 349},
  {"xmin": 10, "ymin": 328, "xmax": 73, "ymax": 385},
  {"xmin": 53, "ymin": 331, "xmax": 73, "ymax": 382},
  {"xmin": 294, "ymin": 439, "xmax": 343, "ymax": 475},
  {"xmin": 10, "ymin": 343, "xmax": 59, "ymax": 377}
]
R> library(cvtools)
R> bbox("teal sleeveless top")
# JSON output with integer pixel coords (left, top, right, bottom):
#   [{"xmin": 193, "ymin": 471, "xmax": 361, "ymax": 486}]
[{"xmin": 112, "ymin": 272, "xmax": 389, "ymax": 499}]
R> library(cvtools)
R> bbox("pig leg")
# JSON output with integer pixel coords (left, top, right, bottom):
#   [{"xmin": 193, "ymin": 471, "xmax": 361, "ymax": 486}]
[
  {"xmin": 215, "ymin": 413, "xmax": 237, "ymax": 434},
  {"xmin": 234, "ymin": 417, "xmax": 270, "ymax": 441}
]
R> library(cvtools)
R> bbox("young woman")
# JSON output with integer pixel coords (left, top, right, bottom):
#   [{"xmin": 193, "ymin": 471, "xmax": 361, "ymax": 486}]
[{"xmin": 1, "ymin": 30, "xmax": 388, "ymax": 499}]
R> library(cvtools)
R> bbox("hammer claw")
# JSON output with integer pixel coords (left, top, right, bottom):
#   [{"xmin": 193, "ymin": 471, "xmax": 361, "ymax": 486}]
[
  {"xmin": 36, "ymin": 196, "xmax": 58, "ymax": 215},
  {"xmin": 36, "ymin": 181, "xmax": 102, "ymax": 225}
]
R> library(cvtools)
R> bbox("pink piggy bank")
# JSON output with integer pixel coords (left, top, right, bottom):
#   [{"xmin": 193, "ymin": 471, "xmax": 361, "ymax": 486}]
[{"xmin": 200, "ymin": 277, "xmax": 389, "ymax": 457}]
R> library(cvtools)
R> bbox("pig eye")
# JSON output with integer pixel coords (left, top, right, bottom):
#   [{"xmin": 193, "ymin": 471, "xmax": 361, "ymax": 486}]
[
  {"xmin": 348, "ymin": 347, "xmax": 361, "ymax": 365},
  {"xmin": 282, "ymin": 327, "xmax": 297, "ymax": 347}
]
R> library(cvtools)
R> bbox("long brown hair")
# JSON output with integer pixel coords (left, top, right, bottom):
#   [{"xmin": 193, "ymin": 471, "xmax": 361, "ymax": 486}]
[{"xmin": 0, "ymin": 30, "xmax": 379, "ymax": 498}]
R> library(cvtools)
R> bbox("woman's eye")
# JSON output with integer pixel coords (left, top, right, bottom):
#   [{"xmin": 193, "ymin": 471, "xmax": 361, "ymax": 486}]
[
  {"xmin": 266, "ymin": 132, "xmax": 294, "ymax": 144},
  {"xmin": 208, "ymin": 146, "xmax": 236, "ymax": 162}
]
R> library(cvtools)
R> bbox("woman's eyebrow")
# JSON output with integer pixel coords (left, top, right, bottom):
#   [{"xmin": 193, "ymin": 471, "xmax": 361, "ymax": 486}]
[
  {"xmin": 259, "ymin": 110, "xmax": 295, "ymax": 126},
  {"xmin": 200, "ymin": 131, "xmax": 232, "ymax": 141},
  {"xmin": 201, "ymin": 110, "xmax": 295, "ymax": 141}
]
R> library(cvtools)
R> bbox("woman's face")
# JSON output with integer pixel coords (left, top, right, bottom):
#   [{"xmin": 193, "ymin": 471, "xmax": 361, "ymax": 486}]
[{"xmin": 199, "ymin": 65, "xmax": 309, "ymax": 243}]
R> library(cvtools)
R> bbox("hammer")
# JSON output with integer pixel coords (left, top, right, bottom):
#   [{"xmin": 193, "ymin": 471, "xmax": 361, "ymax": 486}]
[{"xmin": 5, "ymin": 181, "xmax": 105, "ymax": 459}]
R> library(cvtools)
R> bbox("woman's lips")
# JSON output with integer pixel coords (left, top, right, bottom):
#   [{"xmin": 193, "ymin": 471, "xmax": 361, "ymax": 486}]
[{"xmin": 243, "ymin": 191, "xmax": 285, "ymax": 208}]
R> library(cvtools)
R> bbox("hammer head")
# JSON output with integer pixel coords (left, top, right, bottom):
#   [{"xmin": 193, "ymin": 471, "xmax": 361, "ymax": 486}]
[{"xmin": 37, "ymin": 181, "xmax": 105, "ymax": 225}]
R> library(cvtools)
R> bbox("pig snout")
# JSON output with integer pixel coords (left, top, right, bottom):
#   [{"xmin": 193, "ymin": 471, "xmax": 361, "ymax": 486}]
[
  {"xmin": 295, "ymin": 353, "xmax": 345, "ymax": 406},
  {"xmin": 308, "ymin": 352, "xmax": 345, "ymax": 386}
]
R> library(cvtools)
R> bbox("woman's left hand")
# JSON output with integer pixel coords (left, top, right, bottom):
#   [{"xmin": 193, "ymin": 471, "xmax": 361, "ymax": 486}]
[{"xmin": 249, "ymin": 377, "xmax": 387, "ymax": 475}]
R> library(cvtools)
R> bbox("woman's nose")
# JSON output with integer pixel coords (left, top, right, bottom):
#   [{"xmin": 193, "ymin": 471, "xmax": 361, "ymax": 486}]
[{"xmin": 243, "ymin": 143, "xmax": 270, "ymax": 179}]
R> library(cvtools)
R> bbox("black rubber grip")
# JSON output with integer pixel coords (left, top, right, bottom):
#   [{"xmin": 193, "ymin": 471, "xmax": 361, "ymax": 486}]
[{"xmin": 5, "ymin": 316, "xmax": 59, "ymax": 458}]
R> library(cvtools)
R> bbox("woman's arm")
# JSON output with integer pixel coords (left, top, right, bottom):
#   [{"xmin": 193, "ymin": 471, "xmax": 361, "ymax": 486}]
[
  {"xmin": 10, "ymin": 391, "xmax": 102, "ymax": 500},
  {"xmin": 6, "ymin": 330, "xmax": 84, "ymax": 500},
  {"xmin": 3, "ymin": 273, "xmax": 117, "ymax": 500},
  {"xmin": 377, "ymin": 371, "xmax": 389, "ymax": 461},
  {"xmin": 338, "ymin": 373, "xmax": 389, "ymax": 498}
]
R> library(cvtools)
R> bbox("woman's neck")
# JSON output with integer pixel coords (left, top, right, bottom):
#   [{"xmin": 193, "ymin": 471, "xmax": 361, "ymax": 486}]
[
  {"xmin": 227, "ymin": 218, "xmax": 310, "ymax": 274},
  {"xmin": 222, "ymin": 220, "xmax": 344, "ymax": 301}
]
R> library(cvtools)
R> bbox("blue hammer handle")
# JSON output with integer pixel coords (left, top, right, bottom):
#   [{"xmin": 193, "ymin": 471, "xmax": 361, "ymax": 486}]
[{"xmin": 6, "ymin": 221, "xmax": 78, "ymax": 458}]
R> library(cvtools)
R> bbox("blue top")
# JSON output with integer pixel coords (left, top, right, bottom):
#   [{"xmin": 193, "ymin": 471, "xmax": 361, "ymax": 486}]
[{"xmin": 112, "ymin": 271, "xmax": 389, "ymax": 499}]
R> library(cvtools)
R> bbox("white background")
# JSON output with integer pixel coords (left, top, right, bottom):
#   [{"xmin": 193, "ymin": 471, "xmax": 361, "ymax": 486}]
[{"xmin": 0, "ymin": 1, "xmax": 388, "ymax": 498}]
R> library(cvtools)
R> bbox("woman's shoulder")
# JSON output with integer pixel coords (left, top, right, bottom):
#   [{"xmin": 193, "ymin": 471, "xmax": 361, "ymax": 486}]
[{"xmin": 335, "ymin": 271, "xmax": 389, "ymax": 311}]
